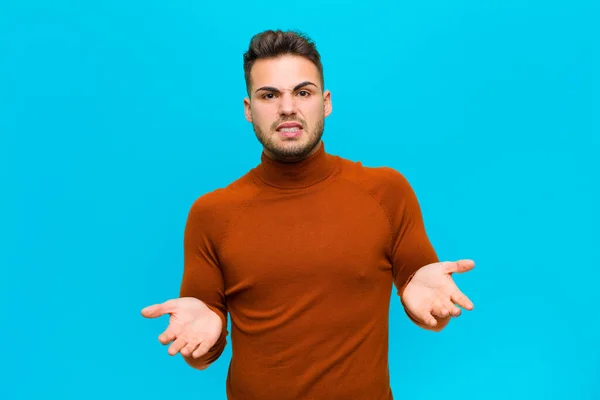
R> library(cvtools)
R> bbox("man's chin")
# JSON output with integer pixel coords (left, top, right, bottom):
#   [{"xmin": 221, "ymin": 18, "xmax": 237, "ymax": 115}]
[
  {"xmin": 253, "ymin": 123, "xmax": 323, "ymax": 161},
  {"xmin": 265, "ymin": 139, "xmax": 317, "ymax": 161}
]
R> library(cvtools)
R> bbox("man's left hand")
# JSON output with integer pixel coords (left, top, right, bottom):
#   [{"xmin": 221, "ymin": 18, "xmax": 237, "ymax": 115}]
[{"xmin": 402, "ymin": 259, "xmax": 475, "ymax": 328}]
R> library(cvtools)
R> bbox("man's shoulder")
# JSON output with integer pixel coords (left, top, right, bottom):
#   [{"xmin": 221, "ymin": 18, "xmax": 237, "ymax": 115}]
[
  {"xmin": 187, "ymin": 170, "xmax": 260, "ymax": 219},
  {"xmin": 335, "ymin": 155, "xmax": 414, "ymax": 198},
  {"xmin": 334, "ymin": 155, "xmax": 424, "ymax": 228}
]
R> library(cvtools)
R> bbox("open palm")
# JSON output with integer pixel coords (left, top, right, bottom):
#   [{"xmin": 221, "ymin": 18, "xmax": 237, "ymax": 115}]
[
  {"xmin": 141, "ymin": 297, "xmax": 222, "ymax": 359},
  {"xmin": 402, "ymin": 259, "xmax": 475, "ymax": 328}
]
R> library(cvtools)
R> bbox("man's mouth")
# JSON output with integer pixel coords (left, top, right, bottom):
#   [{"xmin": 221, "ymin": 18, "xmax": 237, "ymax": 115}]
[
  {"xmin": 276, "ymin": 122, "xmax": 303, "ymax": 138},
  {"xmin": 279, "ymin": 127, "xmax": 301, "ymax": 133},
  {"xmin": 276, "ymin": 122, "xmax": 303, "ymax": 131}
]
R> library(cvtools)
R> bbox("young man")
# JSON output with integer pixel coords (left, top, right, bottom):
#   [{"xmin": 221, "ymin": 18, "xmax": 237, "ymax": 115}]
[{"xmin": 142, "ymin": 29, "xmax": 475, "ymax": 400}]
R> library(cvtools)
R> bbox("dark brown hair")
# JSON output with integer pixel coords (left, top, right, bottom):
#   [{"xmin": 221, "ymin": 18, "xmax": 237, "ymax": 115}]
[{"xmin": 243, "ymin": 29, "xmax": 324, "ymax": 95}]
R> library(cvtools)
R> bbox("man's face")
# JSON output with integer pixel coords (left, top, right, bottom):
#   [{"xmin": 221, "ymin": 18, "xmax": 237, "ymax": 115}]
[{"xmin": 244, "ymin": 55, "xmax": 332, "ymax": 161}]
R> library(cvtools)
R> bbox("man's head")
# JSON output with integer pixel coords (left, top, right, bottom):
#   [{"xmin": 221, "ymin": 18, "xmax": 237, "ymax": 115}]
[{"xmin": 243, "ymin": 30, "xmax": 332, "ymax": 162}]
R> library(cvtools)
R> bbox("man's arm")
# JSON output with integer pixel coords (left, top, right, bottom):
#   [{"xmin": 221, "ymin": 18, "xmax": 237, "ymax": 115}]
[
  {"xmin": 178, "ymin": 197, "xmax": 229, "ymax": 369},
  {"xmin": 382, "ymin": 169, "xmax": 447, "ymax": 331}
]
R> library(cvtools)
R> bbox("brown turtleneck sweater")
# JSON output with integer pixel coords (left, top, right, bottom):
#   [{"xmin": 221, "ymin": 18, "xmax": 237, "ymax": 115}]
[{"xmin": 179, "ymin": 141, "xmax": 438, "ymax": 399}]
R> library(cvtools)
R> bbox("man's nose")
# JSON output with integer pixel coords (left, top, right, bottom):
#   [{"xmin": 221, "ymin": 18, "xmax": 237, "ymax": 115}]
[{"xmin": 278, "ymin": 93, "xmax": 297, "ymax": 115}]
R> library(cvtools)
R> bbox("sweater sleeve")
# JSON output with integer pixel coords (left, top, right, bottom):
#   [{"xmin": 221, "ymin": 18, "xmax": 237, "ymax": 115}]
[
  {"xmin": 382, "ymin": 169, "xmax": 439, "ymax": 298},
  {"xmin": 179, "ymin": 196, "xmax": 229, "ymax": 366}
]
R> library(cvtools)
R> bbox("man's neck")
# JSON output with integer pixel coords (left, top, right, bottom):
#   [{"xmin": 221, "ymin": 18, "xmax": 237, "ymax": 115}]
[{"xmin": 253, "ymin": 140, "xmax": 335, "ymax": 189}]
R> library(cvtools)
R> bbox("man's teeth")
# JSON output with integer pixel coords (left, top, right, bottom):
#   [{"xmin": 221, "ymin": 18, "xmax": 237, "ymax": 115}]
[{"xmin": 279, "ymin": 127, "xmax": 300, "ymax": 132}]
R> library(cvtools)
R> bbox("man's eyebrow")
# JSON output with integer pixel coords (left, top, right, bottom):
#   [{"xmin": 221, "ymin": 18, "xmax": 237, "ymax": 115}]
[{"xmin": 254, "ymin": 81, "xmax": 318, "ymax": 94}]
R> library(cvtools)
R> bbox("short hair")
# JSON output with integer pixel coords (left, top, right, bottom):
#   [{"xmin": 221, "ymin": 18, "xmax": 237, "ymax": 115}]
[{"xmin": 243, "ymin": 29, "xmax": 324, "ymax": 95}]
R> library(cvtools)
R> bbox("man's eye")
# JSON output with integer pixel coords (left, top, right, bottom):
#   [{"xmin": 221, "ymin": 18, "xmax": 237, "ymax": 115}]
[
  {"xmin": 262, "ymin": 93, "xmax": 275, "ymax": 99},
  {"xmin": 297, "ymin": 91, "xmax": 309, "ymax": 97}
]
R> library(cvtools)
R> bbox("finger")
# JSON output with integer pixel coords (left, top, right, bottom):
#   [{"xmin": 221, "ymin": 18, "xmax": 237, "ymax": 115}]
[
  {"xmin": 168, "ymin": 337, "xmax": 188, "ymax": 356},
  {"xmin": 451, "ymin": 289, "xmax": 474, "ymax": 311},
  {"xmin": 158, "ymin": 327, "xmax": 178, "ymax": 345},
  {"xmin": 141, "ymin": 304, "xmax": 164, "ymax": 318},
  {"xmin": 431, "ymin": 300, "xmax": 449, "ymax": 319},
  {"xmin": 416, "ymin": 303, "xmax": 439, "ymax": 327},
  {"xmin": 444, "ymin": 299, "xmax": 462, "ymax": 317},
  {"xmin": 180, "ymin": 341, "xmax": 200, "ymax": 357},
  {"xmin": 444, "ymin": 259, "xmax": 475, "ymax": 274},
  {"xmin": 192, "ymin": 341, "xmax": 213, "ymax": 359},
  {"xmin": 141, "ymin": 299, "xmax": 177, "ymax": 318},
  {"xmin": 432, "ymin": 307, "xmax": 449, "ymax": 318}
]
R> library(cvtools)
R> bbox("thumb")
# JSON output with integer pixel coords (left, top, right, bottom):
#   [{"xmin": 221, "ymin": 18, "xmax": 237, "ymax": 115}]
[
  {"xmin": 141, "ymin": 299, "xmax": 178, "ymax": 318},
  {"xmin": 445, "ymin": 259, "xmax": 475, "ymax": 274}
]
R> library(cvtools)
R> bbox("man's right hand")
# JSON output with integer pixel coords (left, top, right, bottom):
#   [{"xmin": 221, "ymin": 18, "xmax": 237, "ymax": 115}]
[{"xmin": 141, "ymin": 297, "xmax": 222, "ymax": 359}]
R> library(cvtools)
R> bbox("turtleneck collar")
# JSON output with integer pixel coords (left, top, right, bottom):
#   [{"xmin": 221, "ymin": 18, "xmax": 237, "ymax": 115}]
[{"xmin": 253, "ymin": 141, "xmax": 337, "ymax": 189}]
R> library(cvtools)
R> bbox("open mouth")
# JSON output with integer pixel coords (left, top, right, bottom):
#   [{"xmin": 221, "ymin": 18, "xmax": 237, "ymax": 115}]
[{"xmin": 276, "ymin": 122, "xmax": 303, "ymax": 138}]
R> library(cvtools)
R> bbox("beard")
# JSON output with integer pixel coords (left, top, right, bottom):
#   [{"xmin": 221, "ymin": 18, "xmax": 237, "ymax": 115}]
[{"xmin": 253, "ymin": 117, "xmax": 325, "ymax": 161}]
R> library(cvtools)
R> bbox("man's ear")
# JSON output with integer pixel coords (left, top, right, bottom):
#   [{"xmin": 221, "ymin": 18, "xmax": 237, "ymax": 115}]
[
  {"xmin": 243, "ymin": 97, "xmax": 252, "ymax": 122},
  {"xmin": 323, "ymin": 90, "xmax": 332, "ymax": 117}
]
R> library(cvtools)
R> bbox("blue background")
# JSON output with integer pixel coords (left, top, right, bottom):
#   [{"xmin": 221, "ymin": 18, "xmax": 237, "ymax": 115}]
[{"xmin": 1, "ymin": 0, "xmax": 598, "ymax": 399}]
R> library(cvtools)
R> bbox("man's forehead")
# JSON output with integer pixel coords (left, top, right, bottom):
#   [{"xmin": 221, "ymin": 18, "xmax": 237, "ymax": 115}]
[{"xmin": 250, "ymin": 55, "xmax": 321, "ymax": 89}]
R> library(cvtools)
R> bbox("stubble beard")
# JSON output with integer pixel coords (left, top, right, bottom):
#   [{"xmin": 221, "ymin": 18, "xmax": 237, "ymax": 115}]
[{"xmin": 253, "ymin": 118, "xmax": 325, "ymax": 161}]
